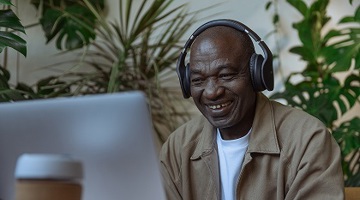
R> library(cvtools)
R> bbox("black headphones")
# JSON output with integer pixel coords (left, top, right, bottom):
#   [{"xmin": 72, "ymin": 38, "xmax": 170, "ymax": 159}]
[{"xmin": 176, "ymin": 19, "xmax": 274, "ymax": 99}]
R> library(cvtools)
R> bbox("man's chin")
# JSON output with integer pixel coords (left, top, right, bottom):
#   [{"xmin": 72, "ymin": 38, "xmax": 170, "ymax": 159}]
[{"xmin": 207, "ymin": 117, "xmax": 232, "ymax": 129}]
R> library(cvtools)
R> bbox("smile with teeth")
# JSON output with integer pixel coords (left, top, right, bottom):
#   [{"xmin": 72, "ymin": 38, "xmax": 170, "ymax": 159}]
[{"xmin": 208, "ymin": 102, "xmax": 231, "ymax": 110}]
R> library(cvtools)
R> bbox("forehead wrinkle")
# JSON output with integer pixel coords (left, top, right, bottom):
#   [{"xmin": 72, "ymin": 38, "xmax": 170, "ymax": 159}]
[{"xmin": 191, "ymin": 58, "xmax": 231, "ymax": 74}]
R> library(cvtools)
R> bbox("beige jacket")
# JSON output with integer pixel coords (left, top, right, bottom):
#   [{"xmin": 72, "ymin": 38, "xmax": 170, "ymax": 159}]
[{"xmin": 160, "ymin": 93, "xmax": 344, "ymax": 200}]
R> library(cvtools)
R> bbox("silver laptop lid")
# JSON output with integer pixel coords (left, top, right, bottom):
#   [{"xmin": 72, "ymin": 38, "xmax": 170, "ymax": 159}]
[{"xmin": 0, "ymin": 91, "xmax": 166, "ymax": 200}]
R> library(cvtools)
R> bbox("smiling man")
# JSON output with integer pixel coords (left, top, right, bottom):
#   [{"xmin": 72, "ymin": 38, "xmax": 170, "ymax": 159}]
[{"xmin": 160, "ymin": 19, "xmax": 344, "ymax": 200}]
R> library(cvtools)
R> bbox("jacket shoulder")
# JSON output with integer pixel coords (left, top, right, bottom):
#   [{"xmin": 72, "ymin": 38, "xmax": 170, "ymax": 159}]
[{"xmin": 270, "ymin": 99, "xmax": 327, "ymax": 130}]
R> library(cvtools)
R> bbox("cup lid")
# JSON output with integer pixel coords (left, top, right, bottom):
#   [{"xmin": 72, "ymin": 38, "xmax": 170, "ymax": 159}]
[{"xmin": 15, "ymin": 153, "xmax": 83, "ymax": 180}]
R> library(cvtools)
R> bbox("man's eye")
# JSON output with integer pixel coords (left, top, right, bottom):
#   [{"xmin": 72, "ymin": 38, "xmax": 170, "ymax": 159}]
[
  {"xmin": 219, "ymin": 74, "xmax": 235, "ymax": 80},
  {"xmin": 191, "ymin": 78, "xmax": 203, "ymax": 85}
]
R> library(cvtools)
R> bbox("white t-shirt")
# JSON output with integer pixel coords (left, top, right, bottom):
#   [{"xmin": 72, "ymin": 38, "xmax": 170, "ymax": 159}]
[{"xmin": 217, "ymin": 128, "xmax": 251, "ymax": 200}]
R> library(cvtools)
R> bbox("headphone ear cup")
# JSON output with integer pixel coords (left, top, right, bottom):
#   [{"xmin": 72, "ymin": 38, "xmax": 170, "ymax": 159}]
[
  {"xmin": 249, "ymin": 54, "xmax": 265, "ymax": 91},
  {"xmin": 183, "ymin": 63, "xmax": 191, "ymax": 98},
  {"xmin": 249, "ymin": 54, "xmax": 256, "ymax": 89},
  {"xmin": 176, "ymin": 55, "xmax": 191, "ymax": 98}
]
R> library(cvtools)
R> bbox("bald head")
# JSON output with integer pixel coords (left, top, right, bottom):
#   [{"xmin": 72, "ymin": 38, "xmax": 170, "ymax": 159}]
[{"xmin": 190, "ymin": 26, "xmax": 255, "ymax": 69}]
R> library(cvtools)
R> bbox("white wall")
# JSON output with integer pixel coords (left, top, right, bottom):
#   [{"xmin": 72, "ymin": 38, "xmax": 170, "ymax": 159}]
[{"xmin": 2, "ymin": 0, "xmax": 359, "ymax": 120}]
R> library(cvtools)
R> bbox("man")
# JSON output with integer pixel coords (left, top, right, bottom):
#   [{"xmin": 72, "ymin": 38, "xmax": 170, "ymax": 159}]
[{"xmin": 160, "ymin": 19, "xmax": 344, "ymax": 200}]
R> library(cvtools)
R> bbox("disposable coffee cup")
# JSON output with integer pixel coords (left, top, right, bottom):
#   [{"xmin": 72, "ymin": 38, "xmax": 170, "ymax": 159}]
[{"xmin": 14, "ymin": 153, "xmax": 83, "ymax": 200}]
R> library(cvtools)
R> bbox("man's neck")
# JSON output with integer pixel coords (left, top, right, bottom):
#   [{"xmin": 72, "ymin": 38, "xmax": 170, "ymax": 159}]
[
  {"xmin": 219, "ymin": 124, "xmax": 252, "ymax": 140},
  {"xmin": 219, "ymin": 95, "xmax": 257, "ymax": 140}
]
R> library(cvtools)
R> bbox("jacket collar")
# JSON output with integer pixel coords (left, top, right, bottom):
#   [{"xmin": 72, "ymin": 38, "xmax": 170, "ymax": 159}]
[
  {"xmin": 191, "ymin": 92, "xmax": 280, "ymax": 159},
  {"xmin": 247, "ymin": 93, "xmax": 280, "ymax": 154},
  {"xmin": 191, "ymin": 116, "xmax": 217, "ymax": 160}
]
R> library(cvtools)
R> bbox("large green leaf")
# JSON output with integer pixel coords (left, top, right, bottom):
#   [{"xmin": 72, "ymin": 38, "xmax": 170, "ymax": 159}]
[
  {"xmin": 286, "ymin": 0, "xmax": 308, "ymax": 16},
  {"xmin": 272, "ymin": 73, "xmax": 359, "ymax": 127},
  {"xmin": 0, "ymin": 31, "xmax": 27, "ymax": 56},
  {"xmin": 0, "ymin": 9, "xmax": 25, "ymax": 33},
  {"xmin": 31, "ymin": 0, "xmax": 104, "ymax": 50},
  {"xmin": 325, "ymin": 7, "xmax": 360, "ymax": 72},
  {"xmin": 0, "ymin": 9, "xmax": 27, "ymax": 55},
  {"xmin": 333, "ymin": 117, "xmax": 360, "ymax": 152},
  {"xmin": 323, "ymin": 74, "xmax": 359, "ymax": 118},
  {"xmin": 332, "ymin": 117, "xmax": 360, "ymax": 186},
  {"xmin": 39, "ymin": 6, "xmax": 95, "ymax": 50},
  {"xmin": 289, "ymin": 46, "xmax": 315, "ymax": 63},
  {"xmin": 322, "ymin": 28, "xmax": 360, "ymax": 72}
]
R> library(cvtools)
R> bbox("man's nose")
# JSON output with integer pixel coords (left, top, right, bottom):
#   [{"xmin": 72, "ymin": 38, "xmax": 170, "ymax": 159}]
[{"xmin": 203, "ymin": 79, "xmax": 224, "ymax": 99}]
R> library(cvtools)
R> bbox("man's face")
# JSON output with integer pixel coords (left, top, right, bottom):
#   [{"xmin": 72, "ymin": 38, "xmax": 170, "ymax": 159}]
[{"xmin": 189, "ymin": 35, "xmax": 256, "ymax": 132}]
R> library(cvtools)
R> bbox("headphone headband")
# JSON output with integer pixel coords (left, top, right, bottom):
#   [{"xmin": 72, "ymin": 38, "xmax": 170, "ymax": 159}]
[{"xmin": 176, "ymin": 19, "xmax": 274, "ymax": 99}]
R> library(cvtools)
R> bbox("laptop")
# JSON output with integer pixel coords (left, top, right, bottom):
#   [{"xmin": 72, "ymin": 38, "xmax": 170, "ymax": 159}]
[{"xmin": 0, "ymin": 91, "xmax": 166, "ymax": 200}]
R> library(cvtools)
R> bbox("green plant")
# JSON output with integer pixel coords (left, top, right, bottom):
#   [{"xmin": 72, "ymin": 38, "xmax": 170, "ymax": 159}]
[{"xmin": 267, "ymin": 0, "xmax": 360, "ymax": 186}]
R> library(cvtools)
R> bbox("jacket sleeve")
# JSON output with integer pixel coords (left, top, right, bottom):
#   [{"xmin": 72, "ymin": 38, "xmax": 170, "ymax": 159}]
[
  {"xmin": 159, "ymin": 137, "xmax": 183, "ymax": 200},
  {"xmin": 285, "ymin": 127, "xmax": 345, "ymax": 200},
  {"xmin": 160, "ymin": 162, "xmax": 182, "ymax": 200}
]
